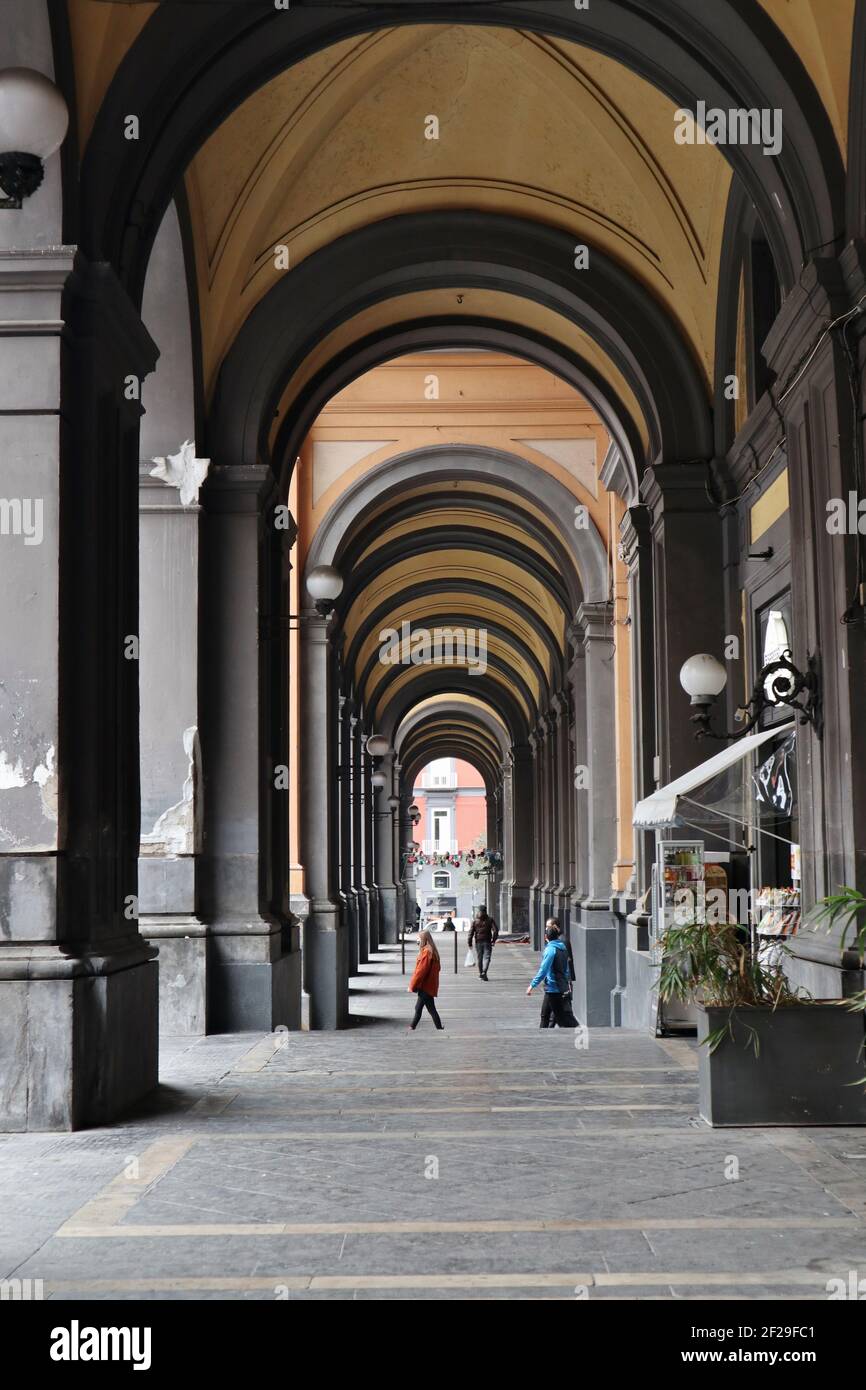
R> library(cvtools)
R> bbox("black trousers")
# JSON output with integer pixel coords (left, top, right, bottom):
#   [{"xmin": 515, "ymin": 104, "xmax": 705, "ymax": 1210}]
[
  {"xmin": 411, "ymin": 990, "xmax": 443, "ymax": 1029},
  {"xmin": 539, "ymin": 991, "xmax": 578, "ymax": 1028}
]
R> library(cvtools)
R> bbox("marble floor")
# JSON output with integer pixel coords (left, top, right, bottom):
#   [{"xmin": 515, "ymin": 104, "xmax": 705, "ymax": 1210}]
[{"xmin": 1, "ymin": 942, "xmax": 865, "ymax": 1300}]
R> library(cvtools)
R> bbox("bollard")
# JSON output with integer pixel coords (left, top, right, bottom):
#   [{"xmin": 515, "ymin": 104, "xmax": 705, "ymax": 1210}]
[{"xmin": 454, "ymin": 927, "xmax": 458, "ymax": 974}]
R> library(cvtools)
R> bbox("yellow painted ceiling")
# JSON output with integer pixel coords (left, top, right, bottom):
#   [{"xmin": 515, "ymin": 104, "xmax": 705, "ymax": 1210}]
[
  {"xmin": 273, "ymin": 287, "xmax": 649, "ymax": 455},
  {"xmin": 370, "ymin": 658, "xmax": 532, "ymax": 730},
  {"xmin": 185, "ymin": 24, "xmax": 731, "ymax": 398},
  {"xmin": 66, "ymin": 0, "xmax": 158, "ymax": 149},
  {"xmin": 342, "ymin": 549, "xmax": 565, "ymax": 650},
  {"xmin": 356, "ymin": 508, "xmax": 554, "ymax": 568},
  {"xmin": 64, "ymin": 6, "xmax": 854, "ymax": 420},
  {"xmin": 360, "ymin": 476, "xmax": 602, "ymax": 539},
  {"xmin": 354, "ymin": 592, "xmax": 554, "ymax": 683},
  {"xmin": 757, "ymin": 0, "xmax": 855, "ymax": 158},
  {"xmin": 403, "ymin": 693, "xmax": 510, "ymax": 738}
]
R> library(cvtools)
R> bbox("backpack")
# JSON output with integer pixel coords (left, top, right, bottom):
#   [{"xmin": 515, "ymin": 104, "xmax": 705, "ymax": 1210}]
[{"xmin": 550, "ymin": 942, "xmax": 571, "ymax": 994}]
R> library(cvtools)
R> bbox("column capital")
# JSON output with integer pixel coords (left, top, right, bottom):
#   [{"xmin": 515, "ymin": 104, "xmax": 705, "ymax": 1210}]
[
  {"xmin": 640, "ymin": 462, "xmax": 718, "ymax": 524},
  {"xmin": 202, "ymin": 463, "xmax": 276, "ymax": 514},
  {"xmin": 618, "ymin": 503, "xmax": 652, "ymax": 570},
  {"xmin": 550, "ymin": 687, "xmax": 570, "ymax": 720},
  {"xmin": 63, "ymin": 254, "xmax": 159, "ymax": 408},
  {"xmin": 510, "ymin": 741, "xmax": 533, "ymax": 769},
  {"xmin": 576, "ymin": 600, "xmax": 614, "ymax": 646},
  {"xmin": 763, "ymin": 254, "xmax": 849, "ymax": 381},
  {"xmin": 598, "ymin": 440, "xmax": 638, "ymax": 506}
]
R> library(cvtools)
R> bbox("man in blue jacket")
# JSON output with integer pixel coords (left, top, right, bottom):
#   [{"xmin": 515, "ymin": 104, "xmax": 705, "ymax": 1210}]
[{"xmin": 526, "ymin": 922, "xmax": 578, "ymax": 1028}]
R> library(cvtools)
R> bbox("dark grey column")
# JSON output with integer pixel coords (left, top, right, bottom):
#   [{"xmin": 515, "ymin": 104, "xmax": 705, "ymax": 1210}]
[
  {"xmin": 363, "ymin": 753, "xmax": 379, "ymax": 953},
  {"xmin": 351, "ymin": 715, "xmax": 368, "ymax": 965},
  {"xmin": 619, "ymin": 505, "xmax": 655, "ymax": 898},
  {"xmin": 551, "ymin": 690, "xmax": 573, "ymax": 925},
  {"xmin": 527, "ymin": 729, "xmax": 543, "ymax": 943},
  {"xmin": 137, "ymin": 200, "xmax": 207, "ymax": 1033},
  {"xmin": 0, "ymin": 252, "xmax": 160, "ymax": 1129},
  {"xmin": 510, "ymin": 743, "xmax": 533, "ymax": 934},
  {"xmin": 198, "ymin": 468, "xmax": 300, "ymax": 1031},
  {"xmin": 498, "ymin": 760, "xmax": 514, "ymax": 932},
  {"xmin": 374, "ymin": 752, "xmax": 400, "ymax": 942},
  {"xmin": 485, "ymin": 784, "xmax": 500, "ymax": 916},
  {"xmin": 539, "ymin": 717, "xmax": 555, "ymax": 921},
  {"xmin": 300, "ymin": 613, "xmax": 349, "ymax": 1028},
  {"xmin": 337, "ymin": 697, "xmax": 357, "ymax": 975},
  {"xmin": 138, "ymin": 467, "xmax": 206, "ymax": 1033},
  {"xmin": 571, "ymin": 601, "xmax": 618, "ymax": 1026},
  {"xmin": 760, "ymin": 249, "xmax": 866, "ymax": 994},
  {"xmin": 568, "ymin": 641, "xmax": 589, "ymax": 912},
  {"xmin": 641, "ymin": 464, "xmax": 726, "ymax": 785}
]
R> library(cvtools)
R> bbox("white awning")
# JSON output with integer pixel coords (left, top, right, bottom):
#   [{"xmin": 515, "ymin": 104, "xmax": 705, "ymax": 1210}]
[{"xmin": 633, "ymin": 722, "xmax": 795, "ymax": 829}]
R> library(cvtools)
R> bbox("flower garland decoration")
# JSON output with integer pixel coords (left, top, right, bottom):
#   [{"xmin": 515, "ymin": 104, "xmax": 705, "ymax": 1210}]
[{"xmin": 407, "ymin": 847, "xmax": 504, "ymax": 874}]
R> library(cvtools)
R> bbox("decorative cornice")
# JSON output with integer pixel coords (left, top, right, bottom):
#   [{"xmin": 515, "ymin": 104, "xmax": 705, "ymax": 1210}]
[
  {"xmin": 641, "ymin": 462, "xmax": 717, "ymax": 522},
  {"xmin": 599, "ymin": 440, "xmax": 637, "ymax": 506},
  {"xmin": 763, "ymin": 256, "xmax": 848, "ymax": 382},
  {"xmin": 618, "ymin": 504, "xmax": 651, "ymax": 569},
  {"xmin": 576, "ymin": 600, "xmax": 614, "ymax": 644},
  {"xmin": 201, "ymin": 463, "xmax": 275, "ymax": 514}
]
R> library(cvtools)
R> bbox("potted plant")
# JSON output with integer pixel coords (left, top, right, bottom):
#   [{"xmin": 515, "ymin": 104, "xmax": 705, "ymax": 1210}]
[{"xmin": 657, "ymin": 904, "xmax": 866, "ymax": 1126}]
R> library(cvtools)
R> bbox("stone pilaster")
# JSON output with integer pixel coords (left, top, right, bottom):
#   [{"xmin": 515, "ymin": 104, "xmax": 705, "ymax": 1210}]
[
  {"xmin": 198, "ymin": 468, "xmax": 300, "ymax": 1031},
  {"xmin": 570, "ymin": 601, "xmax": 618, "ymax": 1026},
  {"xmin": 300, "ymin": 613, "xmax": 348, "ymax": 1028},
  {"xmin": 0, "ymin": 252, "xmax": 159, "ymax": 1127},
  {"xmin": 138, "ymin": 465, "xmax": 207, "ymax": 1033},
  {"xmin": 619, "ymin": 504, "xmax": 655, "ymax": 897}
]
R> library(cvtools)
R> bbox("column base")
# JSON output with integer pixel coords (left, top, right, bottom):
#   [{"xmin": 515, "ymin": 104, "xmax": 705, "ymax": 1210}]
[
  {"xmin": 0, "ymin": 944, "xmax": 158, "ymax": 1131},
  {"xmin": 366, "ymin": 886, "xmax": 380, "ymax": 953},
  {"xmin": 207, "ymin": 917, "xmax": 301, "ymax": 1032},
  {"xmin": 141, "ymin": 915, "xmax": 207, "ymax": 1035},
  {"xmin": 499, "ymin": 882, "xmax": 531, "ymax": 935},
  {"xmin": 572, "ymin": 901, "xmax": 619, "ymax": 1027},
  {"xmin": 377, "ymin": 885, "xmax": 400, "ymax": 944},
  {"xmin": 303, "ymin": 900, "xmax": 350, "ymax": 1029}
]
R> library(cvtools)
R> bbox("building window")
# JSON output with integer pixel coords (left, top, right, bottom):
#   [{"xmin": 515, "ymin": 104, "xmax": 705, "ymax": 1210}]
[
  {"xmin": 433, "ymin": 871, "xmax": 451, "ymax": 889},
  {"xmin": 432, "ymin": 808, "xmax": 450, "ymax": 847}
]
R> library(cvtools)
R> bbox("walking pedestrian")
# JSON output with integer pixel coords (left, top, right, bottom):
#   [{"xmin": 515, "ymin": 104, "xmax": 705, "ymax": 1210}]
[
  {"xmin": 467, "ymin": 905, "xmax": 498, "ymax": 979},
  {"xmin": 539, "ymin": 919, "xmax": 577, "ymax": 1028},
  {"xmin": 408, "ymin": 929, "xmax": 444, "ymax": 1030},
  {"xmin": 527, "ymin": 922, "xmax": 578, "ymax": 1027}
]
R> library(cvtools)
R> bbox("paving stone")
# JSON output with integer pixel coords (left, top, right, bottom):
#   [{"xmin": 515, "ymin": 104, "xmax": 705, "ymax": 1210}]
[{"xmin": 1, "ymin": 944, "xmax": 864, "ymax": 1301}]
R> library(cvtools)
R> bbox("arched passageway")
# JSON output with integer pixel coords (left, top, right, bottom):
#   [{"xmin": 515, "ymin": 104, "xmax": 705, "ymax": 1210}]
[{"xmin": 1, "ymin": 0, "xmax": 864, "ymax": 1129}]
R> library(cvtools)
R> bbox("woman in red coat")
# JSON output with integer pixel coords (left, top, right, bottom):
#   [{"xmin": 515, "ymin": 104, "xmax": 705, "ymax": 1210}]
[{"xmin": 408, "ymin": 930, "xmax": 444, "ymax": 1030}]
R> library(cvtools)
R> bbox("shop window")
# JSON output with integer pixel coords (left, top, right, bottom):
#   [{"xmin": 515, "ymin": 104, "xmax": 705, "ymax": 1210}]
[
  {"xmin": 756, "ymin": 593, "xmax": 793, "ymax": 727},
  {"xmin": 433, "ymin": 871, "xmax": 451, "ymax": 890}
]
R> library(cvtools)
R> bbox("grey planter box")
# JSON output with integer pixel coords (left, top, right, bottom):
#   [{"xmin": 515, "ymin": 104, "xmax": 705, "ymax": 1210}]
[{"xmin": 697, "ymin": 1003, "xmax": 866, "ymax": 1126}]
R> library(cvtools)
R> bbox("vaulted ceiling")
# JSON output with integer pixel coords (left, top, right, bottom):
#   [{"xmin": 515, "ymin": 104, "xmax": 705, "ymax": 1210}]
[{"xmin": 65, "ymin": 2, "xmax": 857, "ymax": 445}]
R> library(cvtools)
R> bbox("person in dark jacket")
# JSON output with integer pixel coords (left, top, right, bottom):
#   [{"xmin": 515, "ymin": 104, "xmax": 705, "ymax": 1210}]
[
  {"xmin": 540, "ymin": 919, "xmax": 577, "ymax": 1027},
  {"xmin": 526, "ymin": 923, "xmax": 578, "ymax": 1027},
  {"xmin": 467, "ymin": 906, "xmax": 498, "ymax": 979},
  {"xmin": 408, "ymin": 930, "xmax": 443, "ymax": 1030}
]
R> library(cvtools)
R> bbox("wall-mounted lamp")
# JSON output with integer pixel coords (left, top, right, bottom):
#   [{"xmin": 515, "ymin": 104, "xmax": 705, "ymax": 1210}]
[
  {"xmin": 680, "ymin": 649, "xmax": 821, "ymax": 740},
  {"xmin": 305, "ymin": 564, "xmax": 343, "ymax": 617},
  {"xmin": 371, "ymin": 771, "xmax": 387, "ymax": 790},
  {"xmin": 0, "ymin": 69, "xmax": 68, "ymax": 209},
  {"xmin": 365, "ymin": 734, "xmax": 390, "ymax": 759}
]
